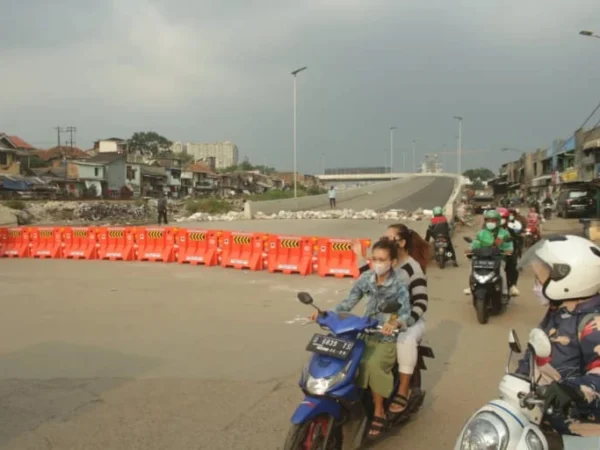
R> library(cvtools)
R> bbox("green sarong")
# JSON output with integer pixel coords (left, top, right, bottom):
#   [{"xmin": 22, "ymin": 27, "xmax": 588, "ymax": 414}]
[{"xmin": 357, "ymin": 335, "xmax": 397, "ymax": 398}]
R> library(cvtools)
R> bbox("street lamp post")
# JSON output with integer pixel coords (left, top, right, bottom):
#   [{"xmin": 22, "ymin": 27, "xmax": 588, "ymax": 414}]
[
  {"xmin": 580, "ymin": 30, "xmax": 600, "ymax": 40},
  {"xmin": 412, "ymin": 140, "xmax": 416, "ymax": 173},
  {"xmin": 291, "ymin": 66, "xmax": 307, "ymax": 198},
  {"xmin": 453, "ymin": 116, "xmax": 463, "ymax": 176},
  {"xmin": 389, "ymin": 126, "xmax": 396, "ymax": 180}
]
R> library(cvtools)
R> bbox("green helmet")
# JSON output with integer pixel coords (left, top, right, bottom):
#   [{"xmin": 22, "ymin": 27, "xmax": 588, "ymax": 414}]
[
  {"xmin": 484, "ymin": 209, "xmax": 501, "ymax": 221},
  {"xmin": 432, "ymin": 206, "xmax": 443, "ymax": 216}
]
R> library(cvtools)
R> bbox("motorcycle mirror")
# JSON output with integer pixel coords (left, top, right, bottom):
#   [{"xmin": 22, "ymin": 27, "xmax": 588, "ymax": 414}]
[
  {"xmin": 297, "ymin": 292, "xmax": 314, "ymax": 305},
  {"xmin": 508, "ymin": 329, "xmax": 522, "ymax": 353},
  {"xmin": 463, "ymin": 236, "xmax": 473, "ymax": 243},
  {"xmin": 378, "ymin": 299, "xmax": 401, "ymax": 314},
  {"xmin": 528, "ymin": 328, "xmax": 552, "ymax": 359}
]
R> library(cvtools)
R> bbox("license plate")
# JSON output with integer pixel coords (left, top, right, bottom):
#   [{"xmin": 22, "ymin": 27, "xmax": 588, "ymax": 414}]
[
  {"xmin": 435, "ymin": 241, "xmax": 447, "ymax": 247},
  {"xmin": 473, "ymin": 260, "xmax": 496, "ymax": 270},
  {"xmin": 306, "ymin": 333, "xmax": 355, "ymax": 360}
]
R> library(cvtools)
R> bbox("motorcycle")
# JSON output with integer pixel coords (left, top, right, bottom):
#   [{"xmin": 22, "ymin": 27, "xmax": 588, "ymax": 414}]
[
  {"xmin": 284, "ymin": 292, "xmax": 434, "ymax": 450},
  {"xmin": 455, "ymin": 328, "xmax": 600, "ymax": 449},
  {"xmin": 434, "ymin": 234, "xmax": 453, "ymax": 269},
  {"xmin": 523, "ymin": 226, "xmax": 538, "ymax": 249},
  {"xmin": 463, "ymin": 237, "xmax": 507, "ymax": 325},
  {"xmin": 543, "ymin": 204, "xmax": 553, "ymax": 220}
]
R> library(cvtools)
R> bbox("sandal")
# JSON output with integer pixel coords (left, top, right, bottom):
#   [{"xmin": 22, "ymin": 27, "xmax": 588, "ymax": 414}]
[
  {"xmin": 388, "ymin": 392, "xmax": 411, "ymax": 415},
  {"xmin": 367, "ymin": 416, "xmax": 386, "ymax": 438}
]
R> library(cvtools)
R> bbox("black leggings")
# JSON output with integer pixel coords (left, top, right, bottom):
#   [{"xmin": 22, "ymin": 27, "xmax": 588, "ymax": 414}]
[{"xmin": 505, "ymin": 253, "xmax": 519, "ymax": 287}]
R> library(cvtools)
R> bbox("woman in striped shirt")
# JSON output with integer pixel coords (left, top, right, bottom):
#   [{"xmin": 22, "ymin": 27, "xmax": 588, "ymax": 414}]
[{"xmin": 358, "ymin": 224, "xmax": 430, "ymax": 416}]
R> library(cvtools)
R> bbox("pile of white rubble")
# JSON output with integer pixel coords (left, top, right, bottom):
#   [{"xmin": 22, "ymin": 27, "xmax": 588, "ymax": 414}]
[{"xmin": 178, "ymin": 208, "xmax": 433, "ymax": 223}]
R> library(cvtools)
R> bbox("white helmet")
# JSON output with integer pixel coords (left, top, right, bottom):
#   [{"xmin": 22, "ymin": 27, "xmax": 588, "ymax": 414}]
[{"xmin": 518, "ymin": 235, "xmax": 600, "ymax": 302}]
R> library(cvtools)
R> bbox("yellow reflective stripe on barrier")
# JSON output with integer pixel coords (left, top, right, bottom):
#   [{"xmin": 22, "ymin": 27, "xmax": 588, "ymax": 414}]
[
  {"xmin": 331, "ymin": 242, "xmax": 352, "ymax": 251},
  {"xmin": 188, "ymin": 232, "xmax": 206, "ymax": 241},
  {"xmin": 108, "ymin": 230, "xmax": 124, "ymax": 238},
  {"xmin": 73, "ymin": 230, "xmax": 88, "ymax": 238},
  {"xmin": 280, "ymin": 239, "xmax": 300, "ymax": 248},
  {"xmin": 233, "ymin": 235, "xmax": 251, "ymax": 244},
  {"xmin": 8, "ymin": 230, "xmax": 21, "ymax": 238},
  {"xmin": 39, "ymin": 230, "xmax": 53, "ymax": 238},
  {"xmin": 147, "ymin": 230, "xmax": 164, "ymax": 239}
]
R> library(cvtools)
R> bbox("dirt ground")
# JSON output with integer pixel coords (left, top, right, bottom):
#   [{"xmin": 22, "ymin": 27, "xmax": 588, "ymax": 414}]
[{"xmin": 0, "ymin": 215, "xmax": 583, "ymax": 450}]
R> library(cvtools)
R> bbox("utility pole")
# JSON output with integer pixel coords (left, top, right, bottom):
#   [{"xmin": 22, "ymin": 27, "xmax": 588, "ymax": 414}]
[{"xmin": 65, "ymin": 126, "xmax": 77, "ymax": 148}]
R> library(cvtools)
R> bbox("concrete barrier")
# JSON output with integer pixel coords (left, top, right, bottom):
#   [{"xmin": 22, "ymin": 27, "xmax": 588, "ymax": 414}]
[{"xmin": 247, "ymin": 177, "xmax": 415, "ymax": 216}]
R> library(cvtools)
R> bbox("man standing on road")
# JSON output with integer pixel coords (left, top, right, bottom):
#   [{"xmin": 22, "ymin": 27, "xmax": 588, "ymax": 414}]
[
  {"xmin": 158, "ymin": 191, "xmax": 168, "ymax": 225},
  {"xmin": 328, "ymin": 186, "xmax": 337, "ymax": 209}
]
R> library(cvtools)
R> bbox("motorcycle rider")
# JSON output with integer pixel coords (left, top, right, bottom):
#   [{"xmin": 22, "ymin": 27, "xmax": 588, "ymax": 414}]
[
  {"xmin": 516, "ymin": 235, "xmax": 600, "ymax": 437},
  {"xmin": 498, "ymin": 207, "xmax": 520, "ymax": 297},
  {"xmin": 309, "ymin": 238, "xmax": 411, "ymax": 438},
  {"xmin": 424, "ymin": 206, "xmax": 457, "ymax": 265},
  {"xmin": 464, "ymin": 209, "xmax": 513, "ymax": 298}
]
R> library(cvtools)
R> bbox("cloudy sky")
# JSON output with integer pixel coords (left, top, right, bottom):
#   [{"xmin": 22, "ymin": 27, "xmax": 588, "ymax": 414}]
[{"xmin": 1, "ymin": 0, "xmax": 600, "ymax": 173}]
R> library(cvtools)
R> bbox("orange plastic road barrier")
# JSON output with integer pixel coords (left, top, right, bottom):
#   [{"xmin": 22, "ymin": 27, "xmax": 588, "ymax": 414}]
[
  {"xmin": 29, "ymin": 227, "xmax": 62, "ymax": 259},
  {"xmin": 0, "ymin": 227, "xmax": 30, "ymax": 258},
  {"xmin": 316, "ymin": 238, "xmax": 371, "ymax": 279},
  {"xmin": 177, "ymin": 229, "xmax": 219, "ymax": 265},
  {"xmin": 220, "ymin": 231, "xmax": 265, "ymax": 270},
  {"xmin": 266, "ymin": 235, "xmax": 314, "ymax": 275},
  {"xmin": 97, "ymin": 227, "xmax": 135, "ymax": 261},
  {"xmin": 63, "ymin": 227, "xmax": 97, "ymax": 260},
  {"xmin": 135, "ymin": 227, "xmax": 175, "ymax": 262}
]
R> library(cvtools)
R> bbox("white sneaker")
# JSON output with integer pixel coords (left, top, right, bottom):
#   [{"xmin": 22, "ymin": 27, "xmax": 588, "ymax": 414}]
[
  {"xmin": 463, "ymin": 288, "xmax": 471, "ymax": 295},
  {"xmin": 510, "ymin": 286, "xmax": 520, "ymax": 297}
]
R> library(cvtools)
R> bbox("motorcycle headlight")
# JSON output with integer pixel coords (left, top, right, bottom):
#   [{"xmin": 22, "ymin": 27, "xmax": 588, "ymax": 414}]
[
  {"xmin": 525, "ymin": 430, "xmax": 544, "ymax": 450},
  {"xmin": 474, "ymin": 273, "xmax": 494, "ymax": 284},
  {"xmin": 460, "ymin": 411, "xmax": 508, "ymax": 450},
  {"xmin": 305, "ymin": 360, "xmax": 352, "ymax": 396}
]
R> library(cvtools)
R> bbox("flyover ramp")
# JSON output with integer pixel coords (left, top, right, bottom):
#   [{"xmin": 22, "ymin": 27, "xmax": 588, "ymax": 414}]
[{"xmin": 248, "ymin": 175, "xmax": 458, "ymax": 215}]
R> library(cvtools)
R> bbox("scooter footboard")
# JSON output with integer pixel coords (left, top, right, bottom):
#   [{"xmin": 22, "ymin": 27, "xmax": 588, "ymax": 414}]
[{"xmin": 290, "ymin": 396, "xmax": 342, "ymax": 425}]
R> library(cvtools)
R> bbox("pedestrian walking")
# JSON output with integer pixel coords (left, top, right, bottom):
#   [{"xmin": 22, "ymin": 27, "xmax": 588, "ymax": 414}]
[{"xmin": 158, "ymin": 192, "xmax": 168, "ymax": 225}]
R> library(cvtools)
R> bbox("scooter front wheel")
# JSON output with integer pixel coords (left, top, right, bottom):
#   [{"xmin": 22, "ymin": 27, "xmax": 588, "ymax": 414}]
[{"xmin": 284, "ymin": 416, "xmax": 341, "ymax": 450}]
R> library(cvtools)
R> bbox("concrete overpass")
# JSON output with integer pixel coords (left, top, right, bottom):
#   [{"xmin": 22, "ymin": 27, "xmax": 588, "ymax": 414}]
[{"xmin": 316, "ymin": 172, "xmax": 452, "ymax": 182}]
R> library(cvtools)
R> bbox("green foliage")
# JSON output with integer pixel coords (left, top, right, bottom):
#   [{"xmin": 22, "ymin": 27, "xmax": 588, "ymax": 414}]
[
  {"xmin": 462, "ymin": 168, "xmax": 495, "ymax": 181},
  {"xmin": 127, "ymin": 131, "xmax": 172, "ymax": 157},
  {"xmin": 28, "ymin": 155, "xmax": 50, "ymax": 169},
  {"xmin": 2, "ymin": 199, "xmax": 26, "ymax": 210},
  {"xmin": 470, "ymin": 179, "xmax": 485, "ymax": 190},
  {"xmin": 185, "ymin": 198, "xmax": 232, "ymax": 214},
  {"xmin": 217, "ymin": 156, "xmax": 276, "ymax": 174}
]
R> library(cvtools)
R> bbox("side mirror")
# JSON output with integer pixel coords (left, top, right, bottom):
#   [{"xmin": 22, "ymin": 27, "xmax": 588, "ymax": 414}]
[
  {"xmin": 463, "ymin": 236, "xmax": 473, "ymax": 243},
  {"xmin": 378, "ymin": 299, "xmax": 400, "ymax": 314},
  {"xmin": 508, "ymin": 329, "xmax": 522, "ymax": 353},
  {"xmin": 528, "ymin": 328, "xmax": 552, "ymax": 359},
  {"xmin": 297, "ymin": 292, "xmax": 314, "ymax": 305}
]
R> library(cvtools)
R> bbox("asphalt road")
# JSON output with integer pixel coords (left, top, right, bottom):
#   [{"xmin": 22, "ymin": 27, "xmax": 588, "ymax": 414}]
[
  {"xmin": 381, "ymin": 176, "xmax": 455, "ymax": 211},
  {"xmin": 0, "ymin": 204, "xmax": 578, "ymax": 449}
]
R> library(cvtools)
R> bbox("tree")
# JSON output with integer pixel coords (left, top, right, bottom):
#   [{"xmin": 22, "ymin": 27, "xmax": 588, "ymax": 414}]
[
  {"xmin": 127, "ymin": 131, "xmax": 172, "ymax": 157},
  {"xmin": 462, "ymin": 168, "xmax": 495, "ymax": 181}
]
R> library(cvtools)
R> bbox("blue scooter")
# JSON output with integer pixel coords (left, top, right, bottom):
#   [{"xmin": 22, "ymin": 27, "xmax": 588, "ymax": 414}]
[{"xmin": 284, "ymin": 292, "xmax": 434, "ymax": 450}]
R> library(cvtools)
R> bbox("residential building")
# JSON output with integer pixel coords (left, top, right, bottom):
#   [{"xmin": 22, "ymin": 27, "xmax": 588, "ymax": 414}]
[
  {"xmin": 36, "ymin": 146, "xmax": 89, "ymax": 168},
  {"xmin": 94, "ymin": 138, "xmax": 127, "ymax": 153},
  {"xmin": 0, "ymin": 133, "xmax": 35, "ymax": 175},
  {"xmin": 182, "ymin": 162, "xmax": 217, "ymax": 196},
  {"xmin": 173, "ymin": 141, "xmax": 239, "ymax": 169},
  {"xmin": 86, "ymin": 153, "xmax": 142, "ymax": 198},
  {"xmin": 154, "ymin": 157, "xmax": 183, "ymax": 197}
]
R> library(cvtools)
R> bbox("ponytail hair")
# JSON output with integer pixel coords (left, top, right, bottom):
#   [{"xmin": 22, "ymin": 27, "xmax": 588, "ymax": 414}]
[{"xmin": 388, "ymin": 223, "xmax": 430, "ymax": 273}]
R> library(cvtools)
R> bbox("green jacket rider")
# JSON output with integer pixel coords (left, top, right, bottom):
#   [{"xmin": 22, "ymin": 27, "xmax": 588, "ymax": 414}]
[{"xmin": 470, "ymin": 209, "xmax": 513, "ymax": 254}]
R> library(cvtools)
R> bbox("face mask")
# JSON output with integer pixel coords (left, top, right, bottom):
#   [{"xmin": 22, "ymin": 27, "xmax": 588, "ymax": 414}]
[
  {"xmin": 373, "ymin": 262, "xmax": 391, "ymax": 276},
  {"xmin": 509, "ymin": 215, "xmax": 514, "ymax": 221},
  {"xmin": 485, "ymin": 222, "xmax": 497, "ymax": 231},
  {"xmin": 533, "ymin": 280, "xmax": 549, "ymax": 307},
  {"xmin": 501, "ymin": 219, "xmax": 507, "ymax": 226}
]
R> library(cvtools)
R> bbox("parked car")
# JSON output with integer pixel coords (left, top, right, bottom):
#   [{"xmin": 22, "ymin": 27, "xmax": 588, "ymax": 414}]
[{"xmin": 556, "ymin": 187, "xmax": 597, "ymax": 218}]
